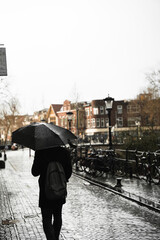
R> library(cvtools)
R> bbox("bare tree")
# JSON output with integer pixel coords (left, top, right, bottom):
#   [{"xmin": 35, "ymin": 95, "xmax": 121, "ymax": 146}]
[
  {"xmin": 134, "ymin": 70, "xmax": 160, "ymax": 130},
  {"xmin": 145, "ymin": 70, "xmax": 160, "ymax": 98},
  {"xmin": 0, "ymin": 96, "xmax": 20, "ymax": 144},
  {"xmin": 0, "ymin": 77, "xmax": 9, "ymax": 104},
  {"xmin": 70, "ymin": 84, "xmax": 86, "ymax": 137}
]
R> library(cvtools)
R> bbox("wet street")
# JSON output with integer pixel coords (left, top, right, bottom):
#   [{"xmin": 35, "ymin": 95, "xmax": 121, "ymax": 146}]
[{"xmin": 0, "ymin": 149, "xmax": 160, "ymax": 240}]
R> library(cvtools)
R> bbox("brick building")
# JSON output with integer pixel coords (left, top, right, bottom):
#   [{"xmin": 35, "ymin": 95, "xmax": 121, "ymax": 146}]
[
  {"xmin": 47, "ymin": 104, "xmax": 63, "ymax": 125},
  {"xmin": 46, "ymin": 98, "xmax": 146, "ymax": 141},
  {"xmin": 47, "ymin": 100, "xmax": 85, "ymax": 137},
  {"xmin": 3, "ymin": 95, "xmax": 160, "ymax": 145}
]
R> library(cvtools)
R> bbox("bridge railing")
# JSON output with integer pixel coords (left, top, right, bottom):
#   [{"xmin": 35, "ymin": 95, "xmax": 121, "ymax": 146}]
[{"xmin": 71, "ymin": 144, "xmax": 160, "ymax": 182}]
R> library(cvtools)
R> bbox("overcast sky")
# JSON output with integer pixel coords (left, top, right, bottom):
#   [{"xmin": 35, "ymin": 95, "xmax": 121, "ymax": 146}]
[{"xmin": 1, "ymin": 0, "xmax": 160, "ymax": 114}]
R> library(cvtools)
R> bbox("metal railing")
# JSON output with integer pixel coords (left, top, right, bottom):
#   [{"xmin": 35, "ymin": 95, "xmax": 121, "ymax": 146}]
[{"xmin": 71, "ymin": 145, "xmax": 160, "ymax": 184}]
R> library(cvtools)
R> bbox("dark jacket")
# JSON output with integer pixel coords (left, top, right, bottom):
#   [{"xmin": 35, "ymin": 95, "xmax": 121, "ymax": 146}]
[{"xmin": 31, "ymin": 146, "xmax": 72, "ymax": 208}]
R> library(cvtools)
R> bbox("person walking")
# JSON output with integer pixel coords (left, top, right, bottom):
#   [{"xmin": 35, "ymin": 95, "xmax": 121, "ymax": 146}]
[{"xmin": 31, "ymin": 146, "xmax": 72, "ymax": 240}]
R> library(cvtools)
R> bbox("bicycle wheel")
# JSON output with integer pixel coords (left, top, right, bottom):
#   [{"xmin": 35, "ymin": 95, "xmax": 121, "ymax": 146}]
[
  {"xmin": 93, "ymin": 169, "xmax": 104, "ymax": 177},
  {"xmin": 150, "ymin": 165, "xmax": 160, "ymax": 184}
]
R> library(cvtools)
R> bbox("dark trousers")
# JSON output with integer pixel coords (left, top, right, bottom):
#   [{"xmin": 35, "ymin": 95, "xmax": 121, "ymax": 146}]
[{"xmin": 41, "ymin": 204, "xmax": 63, "ymax": 240}]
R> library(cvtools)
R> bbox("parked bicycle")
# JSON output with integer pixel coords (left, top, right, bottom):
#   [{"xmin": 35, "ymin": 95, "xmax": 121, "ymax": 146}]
[
  {"xmin": 135, "ymin": 152, "xmax": 152, "ymax": 183},
  {"xmin": 150, "ymin": 151, "xmax": 160, "ymax": 184},
  {"xmin": 76, "ymin": 148, "xmax": 116, "ymax": 177},
  {"xmin": 72, "ymin": 145, "xmax": 160, "ymax": 183}
]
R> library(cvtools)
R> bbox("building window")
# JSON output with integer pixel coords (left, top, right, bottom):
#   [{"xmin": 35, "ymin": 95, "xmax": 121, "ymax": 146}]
[
  {"xmin": 85, "ymin": 119, "xmax": 90, "ymax": 128},
  {"xmin": 85, "ymin": 109, "xmax": 90, "ymax": 116},
  {"xmin": 50, "ymin": 117, "xmax": 56, "ymax": 124},
  {"xmin": 72, "ymin": 116, "xmax": 75, "ymax": 126},
  {"xmin": 128, "ymin": 117, "xmax": 141, "ymax": 127},
  {"xmin": 105, "ymin": 118, "xmax": 109, "ymax": 127},
  {"xmin": 117, "ymin": 105, "xmax": 123, "ymax": 114},
  {"xmin": 96, "ymin": 118, "xmax": 100, "ymax": 127},
  {"xmin": 100, "ymin": 106, "xmax": 104, "ymax": 115},
  {"xmin": 65, "ymin": 118, "xmax": 67, "ymax": 127},
  {"xmin": 61, "ymin": 118, "xmax": 63, "ymax": 127},
  {"xmin": 116, "ymin": 117, "xmax": 123, "ymax": 127},
  {"xmin": 127, "ymin": 105, "xmax": 140, "ymax": 113},
  {"xmin": 101, "ymin": 118, "xmax": 105, "ymax": 127},
  {"xmin": 87, "ymin": 119, "xmax": 90, "ymax": 128},
  {"xmin": 92, "ymin": 118, "xmax": 95, "ymax": 128},
  {"xmin": 93, "ymin": 108, "xmax": 99, "ymax": 115}
]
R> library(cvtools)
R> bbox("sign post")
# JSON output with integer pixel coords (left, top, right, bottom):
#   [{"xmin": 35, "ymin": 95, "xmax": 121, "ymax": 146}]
[{"xmin": 0, "ymin": 45, "xmax": 7, "ymax": 76}]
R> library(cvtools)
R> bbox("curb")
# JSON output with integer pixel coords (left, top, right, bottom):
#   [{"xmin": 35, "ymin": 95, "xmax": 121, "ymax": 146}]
[{"xmin": 73, "ymin": 171, "xmax": 160, "ymax": 214}]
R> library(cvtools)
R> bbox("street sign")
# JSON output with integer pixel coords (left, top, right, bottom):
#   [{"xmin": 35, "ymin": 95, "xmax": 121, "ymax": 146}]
[{"xmin": 0, "ymin": 47, "xmax": 7, "ymax": 76}]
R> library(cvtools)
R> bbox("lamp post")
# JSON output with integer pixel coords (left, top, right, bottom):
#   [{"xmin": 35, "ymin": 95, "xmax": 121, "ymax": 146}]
[
  {"xmin": 66, "ymin": 111, "xmax": 73, "ymax": 131},
  {"xmin": 76, "ymin": 108, "xmax": 79, "ymax": 137},
  {"xmin": 104, "ymin": 96, "xmax": 114, "ymax": 149},
  {"xmin": 135, "ymin": 120, "xmax": 141, "ymax": 140}
]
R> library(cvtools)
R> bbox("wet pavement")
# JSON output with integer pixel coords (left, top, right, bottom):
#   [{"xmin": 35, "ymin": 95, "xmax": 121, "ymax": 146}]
[
  {"xmin": 75, "ymin": 170, "xmax": 160, "ymax": 212},
  {"xmin": 0, "ymin": 149, "xmax": 160, "ymax": 240}
]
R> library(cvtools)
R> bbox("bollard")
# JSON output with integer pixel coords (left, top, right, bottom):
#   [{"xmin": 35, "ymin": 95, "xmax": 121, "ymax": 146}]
[
  {"xmin": 114, "ymin": 178, "xmax": 123, "ymax": 193},
  {"xmin": 115, "ymin": 178, "xmax": 122, "ymax": 187},
  {"xmin": 0, "ymin": 160, "xmax": 5, "ymax": 169},
  {"xmin": 4, "ymin": 153, "xmax": 7, "ymax": 161}
]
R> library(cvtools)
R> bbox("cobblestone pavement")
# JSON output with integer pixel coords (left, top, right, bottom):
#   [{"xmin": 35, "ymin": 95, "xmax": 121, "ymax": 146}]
[
  {"xmin": 98, "ymin": 173, "xmax": 160, "ymax": 204},
  {"xmin": 74, "ymin": 169, "xmax": 160, "ymax": 212},
  {"xmin": 0, "ymin": 149, "xmax": 160, "ymax": 240}
]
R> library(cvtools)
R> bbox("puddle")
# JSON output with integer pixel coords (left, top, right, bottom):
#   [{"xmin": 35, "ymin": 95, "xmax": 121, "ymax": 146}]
[
  {"xmin": 24, "ymin": 214, "xmax": 38, "ymax": 219},
  {"xmin": 2, "ymin": 219, "xmax": 19, "ymax": 225}
]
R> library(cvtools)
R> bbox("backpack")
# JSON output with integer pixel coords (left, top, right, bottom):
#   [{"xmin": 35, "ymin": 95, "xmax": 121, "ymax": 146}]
[{"xmin": 45, "ymin": 161, "xmax": 67, "ymax": 200}]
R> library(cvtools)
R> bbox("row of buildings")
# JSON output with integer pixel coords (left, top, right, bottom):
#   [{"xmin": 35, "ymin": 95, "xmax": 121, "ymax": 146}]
[{"xmin": 0, "ymin": 95, "xmax": 159, "ymax": 144}]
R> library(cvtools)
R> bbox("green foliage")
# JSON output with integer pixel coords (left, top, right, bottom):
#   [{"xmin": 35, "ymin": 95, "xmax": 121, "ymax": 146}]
[{"xmin": 124, "ymin": 131, "xmax": 160, "ymax": 152}]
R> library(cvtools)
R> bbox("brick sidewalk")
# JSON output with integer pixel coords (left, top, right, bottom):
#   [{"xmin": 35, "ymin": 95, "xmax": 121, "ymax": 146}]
[
  {"xmin": 0, "ymin": 149, "xmax": 160, "ymax": 240},
  {"xmin": 76, "ymin": 170, "xmax": 160, "ymax": 212},
  {"xmin": 0, "ymin": 150, "xmax": 74, "ymax": 240}
]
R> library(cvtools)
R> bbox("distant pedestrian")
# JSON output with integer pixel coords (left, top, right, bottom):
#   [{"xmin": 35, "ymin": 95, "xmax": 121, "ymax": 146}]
[{"xmin": 31, "ymin": 146, "xmax": 72, "ymax": 240}]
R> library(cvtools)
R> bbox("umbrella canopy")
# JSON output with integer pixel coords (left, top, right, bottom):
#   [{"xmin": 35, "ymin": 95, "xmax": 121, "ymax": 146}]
[{"xmin": 12, "ymin": 122, "xmax": 77, "ymax": 150}]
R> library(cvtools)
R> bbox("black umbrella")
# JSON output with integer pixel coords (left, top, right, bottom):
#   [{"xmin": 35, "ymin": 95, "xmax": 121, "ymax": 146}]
[{"xmin": 12, "ymin": 122, "xmax": 77, "ymax": 150}]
